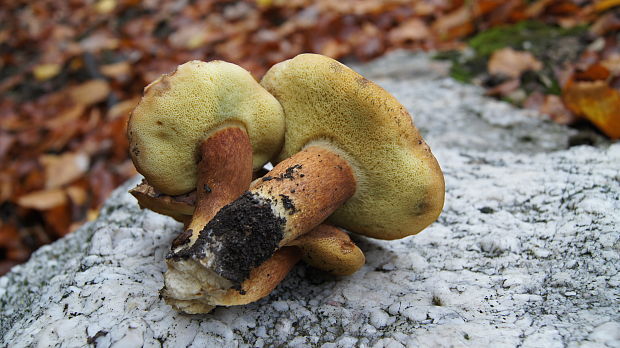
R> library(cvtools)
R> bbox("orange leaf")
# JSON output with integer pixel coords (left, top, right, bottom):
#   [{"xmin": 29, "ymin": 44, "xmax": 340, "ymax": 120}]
[
  {"xmin": 594, "ymin": 0, "xmax": 620, "ymax": 12},
  {"xmin": 564, "ymin": 80, "xmax": 620, "ymax": 138},
  {"xmin": 44, "ymin": 203, "xmax": 73, "ymax": 237},
  {"xmin": 574, "ymin": 64, "xmax": 611, "ymax": 81}
]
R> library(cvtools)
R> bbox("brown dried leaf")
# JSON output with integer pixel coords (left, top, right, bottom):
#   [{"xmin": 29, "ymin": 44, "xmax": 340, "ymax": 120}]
[
  {"xmin": 40, "ymin": 152, "xmax": 90, "ymax": 189},
  {"xmin": 44, "ymin": 202, "xmax": 73, "ymax": 237},
  {"xmin": 46, "ymin": 104, "xmax": 86, "ymax": 129},
  {"xmin": 107, "ymin": 97, "xmax": 140, "ymax": 120},
  {"xmin": 485, "ymin": 79, "xmax": 521, "ymax": 96},
  {"xmin": 101, "ymin": 61, "xmax": 131, "ymax": 80},
  {"xmin": 17, "ymin": 188, "xmax": 67, "ymax": 210},
  {"xmin": 66, "ymin": 185, "xmax": 88, "ymax": 206},
  {"xmin": 540, "ymin": 94, "xmax": 578, "ymax": 125},
  {"xmin": 488, "ymin": 48, "xmax": 543, "ymax": 79},
  {"xmin": 601, "ymin": 54, "xmax": 620, "ymax": 75},
  {"xmin": 388, "ymin": 19, "xmax": 431, "ymax": 44},
  {"xmin": 69, "ymin": 80, "xmax": 110, "ymax": 106}
]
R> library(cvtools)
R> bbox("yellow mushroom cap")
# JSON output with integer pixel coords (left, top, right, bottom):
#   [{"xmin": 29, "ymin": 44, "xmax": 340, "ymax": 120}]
[
  {"xmin": 128, "ymin": 60, "xmax": 285, "ymax": 195},
  {"xmin": 260, "ymin": 54, "xmax": 445, "ymax": 240}
]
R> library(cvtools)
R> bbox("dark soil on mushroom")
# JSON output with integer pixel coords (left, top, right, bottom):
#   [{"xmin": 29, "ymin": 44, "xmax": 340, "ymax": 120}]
[{"xmin": 168, "ymin": 192, "xmax": 285, "ymax": 285}]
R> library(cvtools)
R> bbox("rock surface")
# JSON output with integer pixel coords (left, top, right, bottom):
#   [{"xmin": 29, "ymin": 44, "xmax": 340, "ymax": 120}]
[{"xmin": 1, "ymin": 52, "xmax": 619, "ymax": 348}]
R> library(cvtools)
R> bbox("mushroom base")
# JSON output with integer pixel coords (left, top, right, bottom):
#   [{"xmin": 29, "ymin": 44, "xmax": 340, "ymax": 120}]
[
  {"xmin": 162, "ymin": 247, "xmax": 301, "ymax": 314},
  {"xmin": 167, "ymin": 192, "xmax": 286, "ymax": 285}
]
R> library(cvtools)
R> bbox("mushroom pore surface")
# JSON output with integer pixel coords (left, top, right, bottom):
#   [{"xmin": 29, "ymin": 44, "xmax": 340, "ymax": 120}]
[{"xmin": 128, "ymin": 60, "xmax": 285, "ymax": 195}]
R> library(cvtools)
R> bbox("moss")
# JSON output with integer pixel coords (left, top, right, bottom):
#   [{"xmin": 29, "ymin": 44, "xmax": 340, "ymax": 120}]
[{"xmin": 435, "ymin": 21, "xmax": 588, "ymax": 94}]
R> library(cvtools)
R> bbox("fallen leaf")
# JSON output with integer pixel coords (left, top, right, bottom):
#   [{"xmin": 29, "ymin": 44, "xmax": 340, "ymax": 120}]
[
  {"xmin": 40, "ymin": 152, "xmax": 90, "ymax": 189},
  {"xmin": 46, "ymin": 104, "xmax": 86, "ymax": 129},
  {"xmin": 69, "ymin": 80, "xmax": 110, "ymax": 106},
  {"xmin": 17, "ymin": 188, "xmax": 67, "ymax": 210},
  {"xmin": 44, "ymin": 203, "xmax": 73, "ymax": 237},
  {"xmin": 388, "ymin": 19, "xmax": 431, "ymax": 44},
  {"xmin": 594, "ymin": 0, "xmax": 620, "ymax": 12},
  {"xmin": 574, "ymin": 63, "xmax": 611, "ymax": 81},
  {"xmin": 95, "ymin": 0, "xmax": 117, "ymax": 14},
  {"xmin": 590, "ymin": 11, "xmax": 620, "ymax": 36},
  {"xmin": 488, "ymin": 48, "xmax": 543, "ymax": 79},
  {"xmin": 485, "ymin": 79, "xmax": 520, "ymax": 96},
  {"xmin": 66, "ymin": 185, "xmax": 88, "ymax": 206},
  {"xmin": 107, "ymin": 97, "xmax": 140, "ymax": 120},
  {"xmin": 33, "ymin": 63, "xmax": 62, "ymax": 81},
  {"xmin": 601, "ymin": 54, "xmax": 620, "ymax": 75},
  {"xmin": 0, "ymin": 132, "xmax": 15, "ymax": 161},
  {"xmin": 432, "ymin": 5, "xmax": 474, "ymax": 40},
  {"xmin": 564, "ymin": 79, "xmax": 620, "ymax": 138},
  {"xmin": 101, "ymin": 61, "xmax": 131, "ymax": 80},
  {"xmin": 541, "ymin": 94, "xmax": 578, "ymax": 125}
]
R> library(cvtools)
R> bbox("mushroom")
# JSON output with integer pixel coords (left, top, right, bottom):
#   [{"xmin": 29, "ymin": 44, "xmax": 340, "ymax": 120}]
[
  {"xmin": 131, "ymin": 180, "xmax": 365, "ymax": 275},
  {"xmin": 288, "ymin": 224, "xmax": 365, "ymax": 276},
  {"xmin": 166, "ymin": 54, "xmax": 445, "ymax": 297},
  {"xmin": 131, "ymin": 180, "xmax": 364, "ymax": 313},
  {"xmin": 128, "ymin": 60, "xmax": 364, "ymax": 313},
  {"xmin": 127, "ymin": 59, "xmax": 285, "ymax": 247}
]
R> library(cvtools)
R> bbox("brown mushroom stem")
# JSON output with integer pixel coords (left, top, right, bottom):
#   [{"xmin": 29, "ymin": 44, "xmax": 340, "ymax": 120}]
[
  {"xmin": 130, "ymin": 179, "xmax": 365, "ymax": 276},
  {"xmin": 167, "ymin": 145, "xmax": 356, "ymax": 286},
  {"xmin": 287, "ymin": 224, "xmax": 365, "ymax": 276},
  {"xmin": 164, "ymin": 247, "xmax": 301, "ymax": 314},
  {"xmin": 163, "ymin": 225, "xmax": 364, "ymax": 314},
  {"xmin": 172, "ymin": 126, "xmax": 253, "ymax": 249}
]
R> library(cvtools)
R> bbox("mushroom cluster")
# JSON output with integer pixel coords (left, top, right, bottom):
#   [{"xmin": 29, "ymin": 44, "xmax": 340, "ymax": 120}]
[{"xmin": 127, "ymin": 54, "xmax": 445, "ymax": 314}]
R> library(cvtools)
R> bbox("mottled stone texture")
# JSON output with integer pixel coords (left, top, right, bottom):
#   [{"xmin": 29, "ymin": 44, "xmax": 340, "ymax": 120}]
[{"xmin": 1, "ymin": 52, "xmax": 619, "ymax": 347}]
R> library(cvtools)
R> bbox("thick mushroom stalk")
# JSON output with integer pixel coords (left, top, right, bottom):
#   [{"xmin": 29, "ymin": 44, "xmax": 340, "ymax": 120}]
[
  {"xmin": 288, "ymin": 224, "xmax": 364, "ymax": 276},
  {"xmin": 130, "ymin": 180, "xmax": 366, "ymax": 276},
  {"xmin": 159, "ymin": 127, "xmax": 299, "ymax": 314},
  {"xmin": 178, "ymin": 53, "xmax": 445, "ymax": 287},
  {"xmin": 131, "ymin": 176, "xmax": 365, "ymax": 313},
  {"xmin": 173, "ymin": 126, "xmax": 252, "ymax": 249},
  {"xmin": 126, "ymin": 60, "xmax": 289, "ymax": 312},
  {"xmin": 166, "ymin": 145, "xmax": 356, "ymax": 287}
]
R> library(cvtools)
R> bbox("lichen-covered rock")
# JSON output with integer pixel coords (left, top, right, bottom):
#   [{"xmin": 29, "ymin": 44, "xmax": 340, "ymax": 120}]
[{"xmin": 1, "ymin": 52, "xmax": 619, "ymax": 347}]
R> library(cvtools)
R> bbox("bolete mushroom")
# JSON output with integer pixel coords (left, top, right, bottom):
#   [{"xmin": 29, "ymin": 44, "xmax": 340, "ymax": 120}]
[
  {"xmin": 128, "ymin": 60, "xmax": 364, "ymax": 313},
  {"xmin": 127, "ymin": 59, "xmax": 285, "ymax": 245},
  {"xmin": 166, "ymin": 54, "xmax": 444, "ymax": 297}
]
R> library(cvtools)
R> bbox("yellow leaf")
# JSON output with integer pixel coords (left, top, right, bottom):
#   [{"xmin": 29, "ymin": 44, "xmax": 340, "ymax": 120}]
[
  {"xmin": 33, "ymin": 64, "xmax": 61, "ymax": 81},
  {"xmin": 594, "ymin": 0, "xmax": 620, "ymax": 12},
  {"xmin": 95, "ymin": 0, "xmax": 116, "ymax": 14}
]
